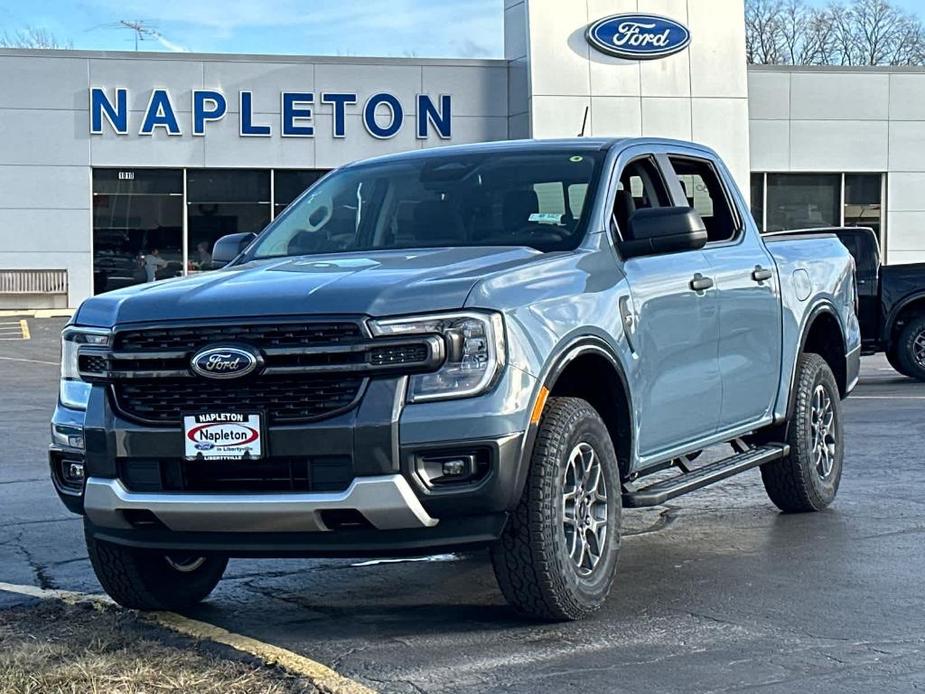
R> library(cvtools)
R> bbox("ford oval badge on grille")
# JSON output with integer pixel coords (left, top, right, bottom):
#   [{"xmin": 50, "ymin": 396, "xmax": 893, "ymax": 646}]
[{"xmin": 190, "ymin": 345, "xmax": 261, "ymax": 380}]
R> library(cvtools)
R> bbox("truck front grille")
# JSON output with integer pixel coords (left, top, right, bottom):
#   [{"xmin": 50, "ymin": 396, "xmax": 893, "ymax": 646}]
[
  {"xmin": 114, "ymin": 322, "xmax": 363, "ymax": 352},
  {"xmin": 118, "ymin": 456, "xmax": 354, "ymax": 493},
  {"xmin": 79, "ymin": 318, "xmax": 444, "ymax": 426},
  {"xmin": 114, "ymin": 375, "xmax": 365, "ymax": 425}
]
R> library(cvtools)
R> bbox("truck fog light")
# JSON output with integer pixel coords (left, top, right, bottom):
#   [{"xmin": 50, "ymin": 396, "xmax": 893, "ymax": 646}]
[
  {"xmin": 65, "ymin": 462, "xmax": 85, "ymax": 484},
  {"xmin": 442, "ymin": 459, "xmax": 469, "ymax": 477},
  {"xmin": 414, "ymin": 450, "xmax": 489, "ymax": 488}
]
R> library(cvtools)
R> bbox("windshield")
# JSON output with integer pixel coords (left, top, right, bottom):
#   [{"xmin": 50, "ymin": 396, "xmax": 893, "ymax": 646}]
[{"xmin": 248, "ymin": 149, "xmax": 604, "ymax": 258}]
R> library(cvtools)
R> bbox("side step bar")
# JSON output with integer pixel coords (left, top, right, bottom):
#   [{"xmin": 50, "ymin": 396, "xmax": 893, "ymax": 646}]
[{"xmin": 622, "ymin": 443, "xmax": 789, "ymax": 508}]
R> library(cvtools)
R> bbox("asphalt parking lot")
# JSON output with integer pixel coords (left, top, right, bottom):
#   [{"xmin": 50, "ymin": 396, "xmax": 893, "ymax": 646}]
[{"xmin": 2, "ymin": 316, "xmax": 924, "ymax": 693}]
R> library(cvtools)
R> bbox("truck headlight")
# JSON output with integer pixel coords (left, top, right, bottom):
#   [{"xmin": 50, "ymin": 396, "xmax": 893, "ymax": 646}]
[
  {"xmin": 369, "ymin": 311, "xmax": 505, "ymax": 402},
  {"xmin": 60, "ymin": 327, "xmax": 110, "ymax": 410}
]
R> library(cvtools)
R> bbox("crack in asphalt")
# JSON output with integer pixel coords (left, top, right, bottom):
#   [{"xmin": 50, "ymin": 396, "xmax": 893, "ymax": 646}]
[
  {"xmin": 0, "ymin": 477, "xmax": 46, "ymax": 485},
  {"xmin": 361, "ymin": 674, "xmax": 429, "ymax": 694},
  {"xmin": 6, "ymin": 516, "xmax": 80, "ymax": 528},
  {"xmin": 10, "ymin": 529, "xmax": 58, "ymax": 590}
]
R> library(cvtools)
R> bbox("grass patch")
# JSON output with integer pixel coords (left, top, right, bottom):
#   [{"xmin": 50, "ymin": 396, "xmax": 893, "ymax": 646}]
[{"xmin": 0, "ymin": 600, "xmax": 317, "ymax": 693}]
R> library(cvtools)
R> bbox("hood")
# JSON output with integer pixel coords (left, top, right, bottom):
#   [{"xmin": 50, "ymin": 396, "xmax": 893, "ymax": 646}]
[{"xmin": 75, "ymin": 247, "xmax": 542, "ymax": 327}]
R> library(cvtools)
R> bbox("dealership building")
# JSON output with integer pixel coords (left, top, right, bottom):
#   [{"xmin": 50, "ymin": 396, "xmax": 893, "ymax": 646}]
[{"xmin": 0, "ymin": 0, "xmax": 922, "ymax": 308}]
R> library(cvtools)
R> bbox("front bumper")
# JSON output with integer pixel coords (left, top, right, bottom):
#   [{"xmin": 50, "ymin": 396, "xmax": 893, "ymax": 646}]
[{"xmin": 52, "ymin": 366, "xmax": 536, "ymax": 554}]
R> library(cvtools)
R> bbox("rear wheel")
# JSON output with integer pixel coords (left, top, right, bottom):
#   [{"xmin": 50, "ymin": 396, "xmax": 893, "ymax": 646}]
[
  {"xmin": 761, "ymin": 353, "xmax": 843, "ymax": 513},
  {"xmin": 491, "ymin": 397, "xmax": 621, "ymax": 621},
  {"xmin": 895, "ymin": 316, "xmax": 925, "ymax": 382},
  {"xmin": 85, "ymin": 523, "xmax": 227, "ymax": 610}
]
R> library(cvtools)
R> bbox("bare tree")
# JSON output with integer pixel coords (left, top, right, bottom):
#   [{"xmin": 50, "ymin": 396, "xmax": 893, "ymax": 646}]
[
  {"xmin": 0, "ymin": 26, "xmax": 72, "ymax": 49},
  {"xmin": 746, "ymin": 0, "xmax": 785, "ymax": 64},
  {"xmin": 746, "ymin": 0, "xmax": 925, "ymax": 65}
]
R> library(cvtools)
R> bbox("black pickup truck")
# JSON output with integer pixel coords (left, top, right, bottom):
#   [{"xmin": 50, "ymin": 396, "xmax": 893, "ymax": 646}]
[{"xmin": 778, "ymin": 227, "xmax": 925, "ymax": 381}]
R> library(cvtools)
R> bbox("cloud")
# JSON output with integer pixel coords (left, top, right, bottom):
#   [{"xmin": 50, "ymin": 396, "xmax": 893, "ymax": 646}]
[{"xmin": 153, "ymin": 32, "xmax": 188, "ymax": 52}]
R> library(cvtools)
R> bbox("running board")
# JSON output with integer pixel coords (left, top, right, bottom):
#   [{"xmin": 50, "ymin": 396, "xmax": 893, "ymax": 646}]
[{"xmin": 622, "ymin": 443, "xmax": 789, "ymax": 508}]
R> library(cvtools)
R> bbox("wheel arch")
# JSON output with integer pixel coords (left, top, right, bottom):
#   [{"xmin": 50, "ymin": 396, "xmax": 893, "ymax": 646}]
[
  {"xmin": 798, "ymin": 303, "xmax": 848, "ymax": 399},
  {"xmin": 886, "ymin": 292, "xmax": 925, "ymax": 348},
  {"xmin": 532, "ymin": 338, "xmax": 634, "ymax": 478}
]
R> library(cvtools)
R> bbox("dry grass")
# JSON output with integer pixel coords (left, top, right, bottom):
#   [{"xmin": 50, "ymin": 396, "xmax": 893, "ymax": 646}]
[{"xmin": 0, "ymin": 600, "xmax": 317, "ymax": 694}]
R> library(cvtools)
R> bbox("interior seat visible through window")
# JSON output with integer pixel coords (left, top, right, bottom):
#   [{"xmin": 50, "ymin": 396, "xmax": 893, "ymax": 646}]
[
  {"xmin": 613, "ymin": 157, "xmax": 670, "ymax": 240},
  {"xmin": 668, "ymin": 157, "xmax": 739, "ymax": 244}
]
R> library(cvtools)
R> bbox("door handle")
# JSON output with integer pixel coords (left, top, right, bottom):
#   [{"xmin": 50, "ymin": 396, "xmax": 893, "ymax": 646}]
[
  {"xmin": 690, "ymin": 273, "xmax": 714, "ymax": 292},
  {"xmin": 751, "ymin": 266, "xmax": 773, "ymax": 282}
]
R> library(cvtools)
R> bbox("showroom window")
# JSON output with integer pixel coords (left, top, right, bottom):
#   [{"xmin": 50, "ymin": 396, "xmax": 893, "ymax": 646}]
[
  {"xmin": 92, "ymin": 169, "xmax": 184, "ymax": 295},
  {"xmin": 844, "ymin": 174, "xmax": 883, "ymax": 236},
  {"xmin": 90, "ymin": 167, "xmax": 353, "ymax": 293},
  {"xmin": 751, "ymin": 172, "xmax": 884, "ymax": 238},
  {"xmin": 187, "ymin": 170, "xmax": 271, "ymax": 272}
]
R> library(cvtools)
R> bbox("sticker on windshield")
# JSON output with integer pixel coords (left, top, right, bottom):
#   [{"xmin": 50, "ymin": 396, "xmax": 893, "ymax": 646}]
[
  {"xmin": 569, "ymin": 155, "xmax": 584, "ymax": 162},
  {"xmin": 529, "ymin": 212, "xmax": 564, "ymax": 225}
]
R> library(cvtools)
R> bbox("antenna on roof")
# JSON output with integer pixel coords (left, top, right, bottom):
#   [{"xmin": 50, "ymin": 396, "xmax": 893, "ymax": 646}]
[
  {"xmin": 118, "ymin": 20, "xmax": 158, "ymax": 51},
  {"xmin": 578, "ymin": 105, "xmax": 589, "ymax": 137}
]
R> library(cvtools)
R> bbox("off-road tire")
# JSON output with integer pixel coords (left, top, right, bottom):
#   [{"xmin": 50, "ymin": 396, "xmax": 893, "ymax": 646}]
[
  {"xmin": 761, "ymin": 353, "xmax": 843, "ymax": 513},
  {"xmin": 85, "ymin": 523, "xmax": 227, "ymax": 610},
  {"xmin": 886, "ymin": 347, "xmax": 911, "ymax": 377},
  {"xmin": 895, "ymin": 316, "xmax": 925, "ymax": 382},
  {"xmin": 490, "ymin": 397, "xmax": 621, "ymax": 621}
]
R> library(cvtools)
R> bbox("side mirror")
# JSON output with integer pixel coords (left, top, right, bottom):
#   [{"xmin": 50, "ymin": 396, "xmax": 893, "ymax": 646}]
[
  {"xmin": 211, "ymin": 232, "xmax": 256, "ymax": 269},
  {"xmin": 617, "ymin": 207, "xmax": 708, "ymax": 260}
]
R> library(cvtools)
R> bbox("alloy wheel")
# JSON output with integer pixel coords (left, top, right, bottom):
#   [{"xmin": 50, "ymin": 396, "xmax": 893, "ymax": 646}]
[
  {"xmin": 913, "ymin": 328, "xmax": 925, "ymax": 368},
  {"xmin": 810, "ymin": 384, "xmax": 837, "ymax": 480},
  {"xmin": 562, "ymin": 442, "xmax": 608, "ymax": 576}
]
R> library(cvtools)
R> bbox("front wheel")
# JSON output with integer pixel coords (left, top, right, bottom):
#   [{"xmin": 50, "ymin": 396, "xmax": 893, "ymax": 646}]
[
  {"xmin": 761, "ymin": 353, "xmax": 843, "ymax": 512},
  {"xmin": 491, "ymin": 397, "xmax": 621, "ymax": 621},
  {"xmin": 895, "ymin": 316, "xmax": 925, "ymax": 382},
  {"xmin": 85, "ymin": 523, "xmax": 227, "ymax": 610}
]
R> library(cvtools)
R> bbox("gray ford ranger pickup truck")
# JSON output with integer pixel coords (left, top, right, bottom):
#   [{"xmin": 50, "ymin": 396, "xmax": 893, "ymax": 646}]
[{"xmin": 51, "ymin": 138, "xmax": 860, "ymax": 621}]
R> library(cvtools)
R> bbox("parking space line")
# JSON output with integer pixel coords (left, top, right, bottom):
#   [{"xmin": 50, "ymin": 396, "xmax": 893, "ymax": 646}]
[
  {"xmin": 0, "ymin": 355, "xmax": 58, "ymax": 366},
  {"xmin": 0, "ymin": 320, "xmax": 29, "ymax": 341},
  {"xmin": 851, "ymin": 396, "xmax": 925, "ymax": 400},
  {"xmin": 0, "ymin": 581, "xmax": 376, "ymax": 694}
]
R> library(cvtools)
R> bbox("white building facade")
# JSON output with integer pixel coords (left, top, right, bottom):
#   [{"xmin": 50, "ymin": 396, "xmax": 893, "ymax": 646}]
[{"xmin": 0, "ymin": 0, "xmax": 920, "ymax": 308}]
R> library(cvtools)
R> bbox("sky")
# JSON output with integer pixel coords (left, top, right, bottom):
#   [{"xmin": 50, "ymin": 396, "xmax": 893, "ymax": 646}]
[
  {"xmin": 1, "ymin": 1, "xmax": 924, "ymax": 59},
  {"xmin": 0, "ymin": 0, "xmax": 504, "ymax": 58}
]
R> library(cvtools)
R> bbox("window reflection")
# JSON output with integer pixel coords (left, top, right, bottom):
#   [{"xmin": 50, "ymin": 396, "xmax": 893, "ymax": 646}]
[
  {"xmin": 844, "ymin": 174, "xmax": 882, "ymax": 236},
  {"xmin": 187, "ymin": 170, "xmax": 271, "ymax": 273},
  {"xmin": 765, "ymin": 173, "xmax": 841, "ymax": 232},
  {"xmin": 92, "ymin": 169, "xmax": 183, "ymax": 295}
]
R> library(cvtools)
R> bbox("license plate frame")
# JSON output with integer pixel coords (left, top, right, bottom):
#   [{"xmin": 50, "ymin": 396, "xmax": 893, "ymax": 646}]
[{"xmin": 183, "ymin": 412, "xmax": 264, "ymax": 461}]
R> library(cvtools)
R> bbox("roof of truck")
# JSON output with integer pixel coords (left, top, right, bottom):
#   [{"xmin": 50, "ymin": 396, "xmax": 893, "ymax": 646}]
[{"xmin": 345, "ymin": 137, "xmax": 716, "ymax": 168}]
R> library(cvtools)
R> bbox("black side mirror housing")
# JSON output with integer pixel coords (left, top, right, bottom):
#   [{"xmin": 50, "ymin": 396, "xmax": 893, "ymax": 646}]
[
  {"xmin": 211, "ymin": 232, "xmax": 257, "ymax": 268},
  {"xmin": 618, "ymin": 207, "xmax": 708, "ymax": 260}
]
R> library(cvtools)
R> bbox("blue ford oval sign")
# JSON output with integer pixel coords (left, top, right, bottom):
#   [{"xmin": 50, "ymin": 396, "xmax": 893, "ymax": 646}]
[
  {"xmin": 586, "ymin": 13, "xmax": 691, "ymax": 60},
  {"xmin": 191, "ymin": 345, "xmax": 261, "ymax": 380}
]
